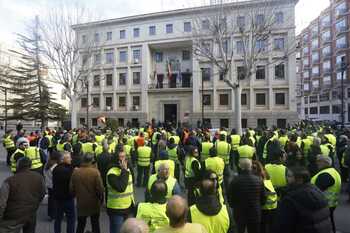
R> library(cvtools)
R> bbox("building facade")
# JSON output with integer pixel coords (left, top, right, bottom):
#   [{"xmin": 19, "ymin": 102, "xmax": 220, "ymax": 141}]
[
  {"xmin": 73, "ymin": 0, "xmax": 298, "ymax": 129},
  {"xmin": 297, "ymin": 0, "xmax": 350, "ymax": 123}
]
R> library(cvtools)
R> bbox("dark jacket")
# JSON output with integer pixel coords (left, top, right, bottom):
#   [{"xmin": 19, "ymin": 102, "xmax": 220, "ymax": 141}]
[
  {"xmin": 228, "ymin": 170, "xmax": 266, "ymax": 224},
  {"xmin": 96, "ymin": 152, "xmax": 112, "ymax": 187},
  {"xmin": 0, "ymin": 170, "xmax": 45, "ymax": 222},
  {"xmin": 52, "ymin": 163, "xmax": 74, "ymax": 200},
  {"xmin": 273, "ymin": 183, "xmax": 331, "ymax": 233}
]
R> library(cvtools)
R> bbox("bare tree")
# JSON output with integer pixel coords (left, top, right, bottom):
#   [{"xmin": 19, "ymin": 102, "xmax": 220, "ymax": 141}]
[
  {"xmin": 192, "ymin": 0, "xmax": 296, "ymax": 134},
  {"xmin": 39, "ymin": 3, "xmax": 101, "ymax": 129}
]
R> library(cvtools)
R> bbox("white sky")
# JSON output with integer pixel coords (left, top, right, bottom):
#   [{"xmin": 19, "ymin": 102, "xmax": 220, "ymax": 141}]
[{"xmin": 0, "ymin": 0, "xmax": 330, "ymax": 48}]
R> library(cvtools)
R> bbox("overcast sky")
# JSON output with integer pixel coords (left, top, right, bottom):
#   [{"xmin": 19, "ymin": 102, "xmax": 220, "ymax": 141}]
[{"xmin": 0, "ymin": 0, "xmax": 330, "ymax": 48}]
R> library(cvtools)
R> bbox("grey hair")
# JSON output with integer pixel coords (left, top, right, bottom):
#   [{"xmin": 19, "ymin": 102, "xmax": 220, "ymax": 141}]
[
  {"xmin": 313, "ymin": 137, "xmax": 321, "ymax": 146},
  {"xmin": 120, "ymin": 218, "xmax": 149, "ymax": 233},
  {"xmin": 157, "ymin": 162, "xmax": 170, "ymax": 173},
  {"xmin": 316, "ymin": 154, "xmax": 332, "ymax": 166},
  {"xmin": 239, "ymin": 158, "xmax": 252, "ymax": 171}
]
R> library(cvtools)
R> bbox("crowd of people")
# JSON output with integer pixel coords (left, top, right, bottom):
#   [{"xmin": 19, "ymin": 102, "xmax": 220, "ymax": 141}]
[{"xmin": 0, "ymin": 121, "xmax": 349, "ymax": 233}]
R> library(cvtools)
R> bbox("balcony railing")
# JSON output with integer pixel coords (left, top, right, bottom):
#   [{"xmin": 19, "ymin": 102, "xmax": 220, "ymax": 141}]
[{"xmin": 148, "ymin": 81, "xmax": 193, "ymax": 89}]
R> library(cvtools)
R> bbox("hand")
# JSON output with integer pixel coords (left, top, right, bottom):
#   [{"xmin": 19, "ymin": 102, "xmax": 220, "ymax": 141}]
[{"xmin": 121, "ymin": 159, "xmax": 128, "ymax": 170}]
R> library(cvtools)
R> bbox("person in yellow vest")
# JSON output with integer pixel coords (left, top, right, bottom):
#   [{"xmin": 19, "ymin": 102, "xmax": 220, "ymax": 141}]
[
  {"xmin": 321, "ymin": 135, "xmax": 335, "ymax": 164},
  {"xmin": 229, "ymin": 129, "xmax": 241, "ymax": 170},
  {"xmin": 301, "ymin": 133, "xmax": 313, "ymax": 159},
  {"xmin": 81, "ymin": 136, "xmax": 97, "ymax": 155},
  {"xmin": 215, "ymin": 134, "xmax": 231, "ymax": 189},
  {"xmin": 95, "ymin": 131, "xmax": 105, "ymax": 145},
  {"xmin": 237, "ymin": 136, "xmax": 256, "ymax": 159},
  {"xmin": 278, "ymin": 129, "xmax": 289, "ymax": 149},
  {"xmin": 147, "ymin": 163, "xmax": 181, "ymax": 201},
  {"xmin": 203, "ymin": 147, "xmax": 225, "ymax": 187},
  {"xmin": 10, "ymin": 137, "xmax": 29, "ymax": 173},
  {"xmin": 200, "ymin": 134, "xmax": 213, "ymax": 163},
  {"xmin": 137, "ymin": 142, "xmax": 152, "ymax": 187},
  {"xmin": 154, "ymin": 195, "xmax": 208, "ymax": 233},
  {"xmin": 252, "ymin": 161, "xmax": 277, "ymax": 233},
  {"xmin": 25, "ymin": 145, "xmax": 44, "ymax": 175},
  {"xmin": 188, "ymin": 171, "xmax": 232, "ymax": 233},
  {"xmin": 265, "ymin": 151, "xmax": 288, "ymax": 197},
  {"xmin": 154, "ymin": 151, "xmax": 175, "ymax": 177},
  {"xmin": 311, "ymin": 155, "xmax": 341, "ymax": 233},
  {"xmin": 166, "ymin": 137, "xmax": 181, "ymax": 180},
  {"xmin": 184, "ymin": 146, "xmax": 201, "ymax": 206},
  {"xmin": 107, "ymin": 150, "xmax": 135, "ymax": 233},
  {"xmin": 56, "ymin": 134, "xmax": 73, "ymax": 153},
  {"xmin": 2, "ymin": 130, "xmax": 16, "ymax": 166},
  {"xmin": 136, "ymin": 180, "xmax": 169, "ymax": 233}
]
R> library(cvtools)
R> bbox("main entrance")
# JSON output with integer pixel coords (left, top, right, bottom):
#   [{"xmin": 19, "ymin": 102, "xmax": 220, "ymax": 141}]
[{"xmin": 164, "ymin": 104, "xmax": 177, "ymax": 126}]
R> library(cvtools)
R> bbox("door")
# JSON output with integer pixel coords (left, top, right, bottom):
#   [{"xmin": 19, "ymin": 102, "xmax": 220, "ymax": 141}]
[{"xmin": 164, "ymin": 104, "xmax": 177, "ymax": 126}]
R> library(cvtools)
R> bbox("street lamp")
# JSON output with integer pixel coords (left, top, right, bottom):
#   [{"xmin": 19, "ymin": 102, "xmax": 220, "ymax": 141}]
[
  {"xmin": 341, "ymin": 56, "xmax": 347, "ymax": 128},
  {"xmin": 200, "ymin": 68, "xmax": 204, "ymax": 129}
]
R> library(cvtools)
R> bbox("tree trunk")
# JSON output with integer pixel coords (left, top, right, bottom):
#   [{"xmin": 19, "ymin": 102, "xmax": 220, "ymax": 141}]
[
  {"xmin": 71, "ymin": 95, "xmax": 78, "ymax": 129},
  {"xmin": 234, "ymin": 87, "xmax": 242, "ymax": 135}
]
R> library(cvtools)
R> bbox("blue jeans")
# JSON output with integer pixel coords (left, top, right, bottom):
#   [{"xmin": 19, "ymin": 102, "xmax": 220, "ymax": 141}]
[
  {"xmin": 54, "ymin": 199, "xmax": 76, "ymax": 233},
  {"xmin": 108, "ymin": 213, "xmax": 127, "ymax": 233}
]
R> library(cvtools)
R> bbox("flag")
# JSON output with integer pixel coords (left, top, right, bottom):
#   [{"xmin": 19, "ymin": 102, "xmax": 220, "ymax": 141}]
[
  {"xmin": 98, "ymin": 116, "xmax": 106, "ymax": 124},
  {"xmin": 167, "ymin": 59, "xmax": 172, "ymax": 80}
]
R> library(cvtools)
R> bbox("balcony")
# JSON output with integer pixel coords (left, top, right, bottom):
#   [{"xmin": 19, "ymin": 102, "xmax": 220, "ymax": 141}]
[{"xmin": 148, "ymin": 81, "xmax": 193, "ymax": 92}]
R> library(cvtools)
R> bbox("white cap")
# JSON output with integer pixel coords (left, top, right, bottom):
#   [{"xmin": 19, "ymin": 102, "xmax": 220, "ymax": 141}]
[{"xmin": 16, "ymin": 137, "xmax": 29, "ymax": 148}]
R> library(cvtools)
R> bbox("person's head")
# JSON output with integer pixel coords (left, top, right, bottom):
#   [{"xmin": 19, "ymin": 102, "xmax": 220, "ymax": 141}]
[
  {"xmin": 287, "ymin": 166, "xmax": 310, "ymax": 185},
  {"xmin": 16, "ymin": 137, "xmax": 29, "ymax": 150},
  {"xmin": 16, "ymin": 156, "xmax": 32, "ymax": 172},
  {"xmin": 159, "ymin": 150, "xmax": 169, "ymax": 160},
  {"xmin": 240, "ymin": 135, "xmax": 250, "ymax": 145},
  {"xmin": 199, "ymin": 171, "xmax": 218, "ymax": 196},
  {"xmin": 252, "ymin": 160, "xmax": 268, "ymax": 180},
  {"xmin": 219, "ymin": 134, "xmax": 226, "ymax": 141},
  {"xmin": 190, "ymin": 146, "xmax": 199, "ymax": 158},
  {"xmin": 158, "ymin": 163, "xmax": 170, "ymax": 180},
  {"xmin": 316, "ymin": 154, "xmax": 332, "ymax": 170},
  {"xmin": 120, "ymin": 218, "xmax": 149, "ymax": 233},
  {"xmin": 62, "ymin": 151, "xmax": 72, "ymax": 165},
  {"xmin": 150, "ymin": 180, "xmax": 168, "ymax": 203},
  {"xmin": 313, "ymin": 137, "xmax": 321, "ymax": 147},
  {"xmin": 82, "ymin": 153, "xmax": 95, "ymax": 164},
  {"xmin": 166, "ymin": 195, "xmax": 188, "ymax": 228},
  {"xmin": 118, "ymin": 150, "xmax": 126, "ymax": 162},
  {"xmin": 231, "ymin": 128, "xmax": 237, "ymax": 135},
  {"xmin": 239, "ymin": 158, "xmax": 252, "ymax": 171},
  {"xmin": 169, "ymin": 137, "xmax": 175, "ymax": 144}
]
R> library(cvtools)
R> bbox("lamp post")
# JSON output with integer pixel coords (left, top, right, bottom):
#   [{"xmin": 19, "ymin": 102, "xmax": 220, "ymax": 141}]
[
  {"xmin": 200, "ymin": 68, "xmax": 204, "ymax": 129},
  {"xmin": 341, "ymin": 56, "xmax": 347, "ymax": 128},
  {"xmin": 0, "ymin": 87, "xmax": 8, "ymax": 132}
]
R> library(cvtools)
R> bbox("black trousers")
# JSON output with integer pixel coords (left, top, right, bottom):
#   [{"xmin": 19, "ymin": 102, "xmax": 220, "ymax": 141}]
[
  {"xmin": 174, "ymin": 163, "xmax": 180, "ymax": 181},
  {"xmin": 76, "ymin": 214, "xmax": 100, "ymax": 233},
  {"xmin": 47, "ymin": 188, "xmax": 56, "ymax": 219},
  {"xmin": 261, "ymin": 209, "xmax": 276, "ymax": 233},
  {"xmin": 237, "ymin": 222, "xmax": 260, "ymax": 233},
  {"xmin": 330, "ymin": 207, "xmax": 336, "ymax": 233},
  {"xmin": 137, "ymin": 165, "xmax": 150, "ymax": 187},
  {"xmin": 6, "ymin": 147, "xmax": 15, "ymax": 166}
]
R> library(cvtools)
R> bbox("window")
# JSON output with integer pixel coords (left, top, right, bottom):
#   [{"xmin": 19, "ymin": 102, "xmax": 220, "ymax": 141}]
[
  {"xmin": 311, "ymin": 39, "xmax": 319, "ymax": 49},
  {"xmin": 106, "ymin": 52, "xmax": 114, "ymax": 64},
  {"xmin": 336, "ymin": 36, "xmax": 347, "ymax": 49},
  {"xmin": 332, "ymin": 105, "xmax": 340, "ymax": 113},
  {"xmin": 105, "ymin": 97, "xmax": 112, "ymax": 108},
  {"xmin": 82, "ymin": 35, "xmax": 86, "ymax": 44},
  {"xmin": 337, "ymin": 71, "xmax": 347, "ymax": 80},
  {"xmin": 184, "ymin": 22, "xmax": 192, "ymax": 32},
  {"xmin": 304, "ymin": 83, "xmax": 310, "ymax": 91},
  {"xmin": 119, "ymin": 51, "xmax": 127, "ymax": 63},
  {"xmin": 256, "ymin": 93, "xmax": 266, "ymax": 105},
  {"xmin": 312, "ymin": 66, "xmax": 319, "ymax": 76},
  {"xmin": 202, "ymin": 19, "xmax": 210, "ymax": 29},
  {"xmin": 81, "ymin": 98, "xmax": 87, "ymax": 108},
  {"xmin": 133, "ymin": 28, "xmax": 140, "ymax": 38},
  {"xmin": 119, "ymin": 96, "xmax": 126, "ymax": 107},
  {"xmin": 133, "ymin": 72, "xmax": 141, "ymax": 85},
  {"xmin": 303, "ymin": 46, "xmax": 309, "ymax": 54},
  {"xmin": 320, "ymin": 93, "xmax": 330, "ymax": 102},
  {"xmin": 133, "ymin": 96, "xmax": 140, "ymax": 107},
  {"xmin": 241, "ymin": 93, "xmax": 247, "ymax": 105},
  {"xmin": 92, "ymin": 118, "xmax": 98, "ymax": 126},
  {"xmin": 237, "ymin": 66, "xmax": 246, "ymax": 80},
  {"xmin": 323, "ymin": 76, "xmax": 331, "ymax": 85},
  {"xmin": 236, "ymin": 41, "xmax": 244, "ymax": 54},
  {"xmin": 220, "ymin": 119, "xmax": 229, "ymax": 128},
  {"xmin": 132, "ymin": 49, "xmax": 141, "ymax": 63},
  {"xmin": 256, "ymin": 39, "xmax": 267, "ymax": 52},
  {"xmin": 277, "ymin": 119, "xmax": 286, "ymax": 129},
  {"xmin": 106, "ymin": 74, "xmax": 113, "ymax": 86},
  {"xmin": 155, "ymin": 52, "xmax": 163, "ymax": 63},
  {"xmin": 275, "ymin": 12, "xmax": 284, "ymax": 24},
  {"xmin": 94, "ymin": 33, "xmax": 99, "ymax": 42},
  {"xmin": 182, "ymin": 50, "xmax": 191, "ymax": 60},
  {"xmin": 120, "ymin": 30, "xmax": 126, "ymax": 39},
  {"xmin": 310, "ymin": 95, "xmax": 318, "ymax": 103},
  {"xmin": 237, "ymin": 16, "xmax": 245, "ymax": 28},
  {"xmin": 332, "ymin": 91, "xmax": 339, "ymax": 99},
  {"xmin": 348, "ymin": 88, "xmax": 350, "ymax": 98},
  {"xmin": 303, "ymin": 34, "xmax": 309, "ymax": 43},
  {"xmin": 256, "ymin": 14, "xmax": 265, "ymax": 26},
  {"xmin": 202, "ymin": 68, "xmax": 211, "ymax": 81},
  {"xmin": 336, "ymin": 54, "xmax": 346, "ymax": 68},
  {"xmin": 257, "ymin": 119, "xmax": 267, "ymax": 128},
  {"xmin": 149, "ymin": 26, "xmax": 156, "ymax": 35},
  {"xmin": 219, "ymin": 94, "xmax": 229, "ymax": 106},
  {"xmin": 80, "ymin": 118, "xmax": 86, "ymax": 125},
  {"xmin": 335, "ymin": 2, "xmax": 347, "ymax": 17},
  {"xmin": 241, "ymin": 118, "xmax": 248, "ymax": 128},
  {"xmin": 322, "ymin": 30, "xmax": 331, "ymax": 42},
  {"xmin": 203, "ymin": 94, "xmax": 211, "ymax": 105},
  {"xmin": 303, "ymin": 58, "xmax": 309, "ymax": 66},
  {"xmin": 92, "ymin": 97, "xmax": 100, "ymax": 107},
  {"xmin": 310, "ymin": 107, "xmax": 318, "ymax": 114},
  {"xmin": 322, "ymin": 46, "xmax": 331, "ymax": 57},
  {"xmin": 166, "ymin": 24, "xmax": 173, "ymax": 34},
  {"xmin": 256, "ymin": 66, "xmax": 265, "ymax": 80},
  {"xmin": 275, "ymin": 63, "xmax": 285, "ymax": 79},
  {"xmin": 118, "ymin": 118, "xmax": 124, "ymax": 126},
  {"xmin": 119, "ymin": 73, "xmax": 126, "ymax": 85},
  {"xmin": 304, "ymin": 96, "xmax": 309, "ymax": 104},
  {"xmin": 107, "ymin": 31, "xmax": 112, "ymax": 41},
  {"xmin": 311, "ymin": 25, "xmax": 318, "ymax": 36},
  {"xmin": 82, "ymin": 54, "xmax": 88, "ymax": 66},
  {"xmin": 304, "ymin": 108, "xmax": 309, "ymax": 115},
  {"xmin": 93, "ymin": 75, "xmax": 100, "ymax": 87},
  {"xmin": 313, "ymin": 80, "xmax": 320, "ymax": 88},
  {"xmin": 321, "ymin": 15, "xmax": 331, "ymax": 27},
  {"xmin": 312, "ymin": 52, "xmax": 319, "ymax": 63},
  {"xmin": 303, "ymin": 71, "xmax": 309, "ymax": 79},
  {"xmin": 336, "ymin": 19, "xmax": 347, "ymax": 33},
  {"xmin": 94, "ymin": 54, "xmax": 101, "ymax": 65},
  {"xmin": 323, "ymin": 60, "xmax": 331, "ymax": 73},
  {"xmin": 219, "ymin": 71, "xmax": 225, "ymax": 81},
  {"xmin": 275, "ymin": 93, "xmax": 285, "ymax": 105},
  {"xmin": 274, "ymin": 38, "xmax": 285, "ymax": 50}
]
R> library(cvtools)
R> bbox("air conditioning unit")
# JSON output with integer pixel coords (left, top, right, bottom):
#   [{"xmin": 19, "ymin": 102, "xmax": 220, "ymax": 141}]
[
  {"xmin": 134, "ymin": 58, "xmax": 140, "ymax": 64},
  {"xmin": 132, "ymin": 105, "xmax": 139, "ymax": 111}
]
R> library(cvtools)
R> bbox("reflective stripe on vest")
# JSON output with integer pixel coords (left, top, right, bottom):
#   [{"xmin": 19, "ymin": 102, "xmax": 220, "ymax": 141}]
[
  {"xmin": 136, "ymin": 202, "xmax": 169, "ymax": 232},
  {"xmin": 205, "ymin": 157, "xmax": 224, "ymax": 184},
  {"xmin": 147, "ymin": 174, "xmax": 177, "ymax": 199},
  {"xmin": 4, "ymin": 136, "xmax": 15, "ymax": 149},
  {"xmin": 10, "ymin": 149, "xmax": 25, "ymax": 172},
  {"xmin": 190, "ymin": 204, "xmax": 230, "ymax": 233},
  {"xmin": 262, "ymin": 179, "xmax": 278, "ymax": 210},
  {"xmin": 155, "ymin": 160, "xmax": 175, "ymax": 177},
  {"xmin": 265, "ymin": 164, "xmax": 287, "ymax": 188},
  {"xmin": 311, "ymin": 168, "xmax": 341, "ymax": 207},
  {"xmin": 107, "ymin": 167, "xmax": 134, "ymax": 209},
  {"xmin": 137, "ymin": 146, "xmax": 152, "ymax": 166},
  {"xmin": 230, "ymin": 135, "xmax": 241, "ymax": 151},
  {"xmin": 25, "ymin": 147, "xmax": 43, "ymax": 170}
]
